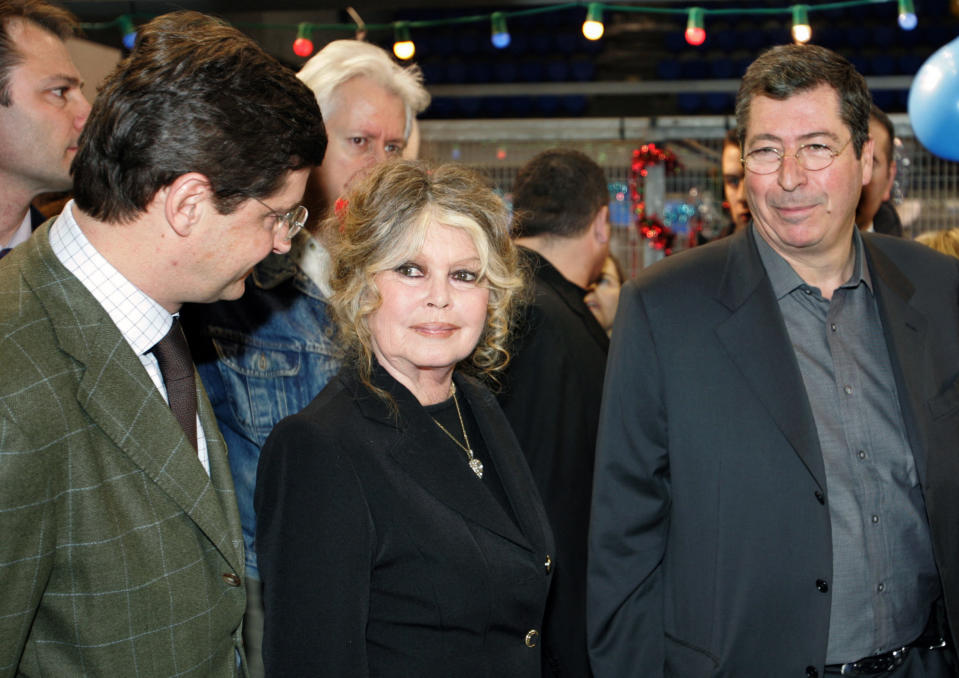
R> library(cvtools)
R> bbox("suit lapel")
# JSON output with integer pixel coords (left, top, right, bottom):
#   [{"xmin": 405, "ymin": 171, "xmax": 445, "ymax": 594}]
[
  {"xmin": 714, "ymin": 229, "xmax": 827, "ymax": 489},
  {"xmin": 862, "ymin": 237, "xmax": 929, "ymax": 480},
  {"xmin": 26, "ymin": 230, "xmax": 243, "ymax": 573},
  {"xmin": 198, "ymin": 381, "xmax": 247, "ymax": 571},
  {"xmin": 457, "ymin": 376, "xmax": 549, "ymax": 556},
  {"xmin": 352, "ymin": 369, "xmax": 532, "ymax": 551}
]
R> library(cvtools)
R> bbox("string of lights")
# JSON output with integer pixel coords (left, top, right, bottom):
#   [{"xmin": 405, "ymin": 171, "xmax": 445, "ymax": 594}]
[{"xmin": 81, "ymin": 0, "xmax": 916, "ymax": 60}]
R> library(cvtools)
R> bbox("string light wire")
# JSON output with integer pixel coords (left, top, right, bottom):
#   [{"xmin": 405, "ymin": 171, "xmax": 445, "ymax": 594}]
[{"xmin": 80, "ymin": 1, "xmax": 913, "ymax": 58}]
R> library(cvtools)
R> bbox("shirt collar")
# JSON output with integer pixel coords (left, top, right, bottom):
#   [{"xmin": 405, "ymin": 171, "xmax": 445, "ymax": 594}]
[
  {"xmin": 752, "ymin": 225, "xmax": 872, "ymax": 300},
  {"xmin": 49, "ymin": 201, "xmax": 173, "ymax": 355},
  {"xmin": 520, "ymin": 246, "xmax": 589, "ymax": 296},
  {"xmin": 290, "ymin": 231, "xmax": 333, "ymax": 298},
  {"xmin": 2, "ymin": 210, "xmax": 34, "ymax": 249}
]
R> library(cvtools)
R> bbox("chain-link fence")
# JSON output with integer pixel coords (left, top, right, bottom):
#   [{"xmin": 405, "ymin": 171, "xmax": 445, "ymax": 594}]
[{"xmin": 420, "ymin": 114, "xmax": 957, "ymax": 278}]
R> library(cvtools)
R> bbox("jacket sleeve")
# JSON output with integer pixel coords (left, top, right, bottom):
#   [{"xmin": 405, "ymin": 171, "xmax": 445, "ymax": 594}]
[
  {"xmin": 0, "ymin": 416, "xmax": 56, "ymax": 678},
  {"xmin": 255, "ymin": 413, "xmax": 374, "ymax": 677},
  {"xmin": 587, "ymin": 283, "xmax": 670, "ymax": 678}
]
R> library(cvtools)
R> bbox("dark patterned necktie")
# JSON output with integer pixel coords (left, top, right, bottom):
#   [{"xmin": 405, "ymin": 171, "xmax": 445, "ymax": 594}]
[
  {"xmin": 0, "ymin": 248, "xmax": 11, "ymax": 259},
  {"xmin": 150, "ymin": 318, "xmax": 198, "ymax": 451}
]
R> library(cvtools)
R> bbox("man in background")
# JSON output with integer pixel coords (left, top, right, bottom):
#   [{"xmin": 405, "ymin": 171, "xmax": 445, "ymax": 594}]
[
  {"xmin": 0, "ymin": 11, "xmax": 326, "ymax": 675},
  {"xmin": 0, "ymin": 0, "xmax": 89, "ymax": 256},
  {"xmin": 720, "ymin": 126, "xmax": 751, "ymax": 236},
  {"xmin": 184, "ymin": 39, "xmax": 429, "ymax": 678},
  {"xmin": 500, "ymin": 148, "xmax": 611, "ymax": 678},
  {"xmin": 856, "ymin": 103, "xmax": 902, "ymax": 236},
  {"xmin": 589, "ymin": 44, "xmax": 959, "ymax": 677}
]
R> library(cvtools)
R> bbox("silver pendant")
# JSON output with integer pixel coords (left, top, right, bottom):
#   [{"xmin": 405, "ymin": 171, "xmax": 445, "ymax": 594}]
[{"xmin": 469, "ymin": 456, "xmax": 484, "ymax": 479}]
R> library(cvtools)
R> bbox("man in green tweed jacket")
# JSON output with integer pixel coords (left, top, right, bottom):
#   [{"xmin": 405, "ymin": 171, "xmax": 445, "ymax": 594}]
[{"xmin": 0, "ymin": 11, "xmax": 326, "ymax": 676}]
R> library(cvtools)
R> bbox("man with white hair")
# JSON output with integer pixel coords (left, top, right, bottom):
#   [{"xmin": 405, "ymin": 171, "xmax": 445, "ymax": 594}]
[{"xmin": 183, "ymin": 39, "xmax": 429, "ymax": 678}]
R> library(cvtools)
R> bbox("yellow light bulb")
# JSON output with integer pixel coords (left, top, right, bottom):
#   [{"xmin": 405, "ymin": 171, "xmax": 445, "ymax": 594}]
[
  {"xmin": 393, "ymin": 22, "xmax": 415, "ymax": 60},
  {"xmin": 791, "ymin": 5, "xmax": 811, "ymax": 44},
  {"xmin": 393, "ymin": 40, "xmax": 415, "ymax": 59},
  {"xmin": 583, "ymin": 19, "xmax": 604, "ymax": 40},
  {"xmin": 582, "ymin": 3, "xmax": 605, "ymax": 41}
]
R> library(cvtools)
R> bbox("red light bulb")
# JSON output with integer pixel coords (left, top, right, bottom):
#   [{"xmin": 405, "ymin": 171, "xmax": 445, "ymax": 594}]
[
  {"xmin": 293, "ymin": 37, "xmax": 314, "ymax": 57},
  {"xmin": 685, "ymin": 26, "xmax": 706, "ymax": 46}
]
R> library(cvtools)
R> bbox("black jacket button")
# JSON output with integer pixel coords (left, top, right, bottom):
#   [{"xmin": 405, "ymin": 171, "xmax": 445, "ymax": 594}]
[
  {"xmin": 816, "ymin": 579, "xmax": 829, "ymax": 593},
  {"xmin": 806, "ymin": 666, "xmax": 818, "ymax": 677},
  {"xmin": 814, "ymin": 490, "xmax": 825, "ymax": 504}
]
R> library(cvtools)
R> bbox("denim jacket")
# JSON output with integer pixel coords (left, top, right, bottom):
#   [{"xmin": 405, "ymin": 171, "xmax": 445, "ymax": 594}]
[{"xmin": 185, "ymin": 240, "xmax": 339, "ymax": 579}]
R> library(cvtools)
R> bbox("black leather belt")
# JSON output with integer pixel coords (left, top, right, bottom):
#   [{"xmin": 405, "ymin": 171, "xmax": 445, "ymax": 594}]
[
  {"xmin": 824, "ymin": 615, "xmax": 949, "ymax": 676},
  {"xmin": 824, "ymin": 645, "xmax": 912, "ymax": 675}
]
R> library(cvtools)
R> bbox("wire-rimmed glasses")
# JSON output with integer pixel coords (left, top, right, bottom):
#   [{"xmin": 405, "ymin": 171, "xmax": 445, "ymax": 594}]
[
  {"xmin": 252, "ymin": 196, "xmax": 309, "ymax": 241},
  {"xmin": 742, "ymin": 137, "xmax": 852, "ymax": 175}
]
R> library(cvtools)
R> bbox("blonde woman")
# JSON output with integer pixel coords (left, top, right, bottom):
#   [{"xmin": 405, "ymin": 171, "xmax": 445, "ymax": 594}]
[
  {"xmin": 256, "ymin": 161, "xmax": 553, "ymax": 677},
  {"xmin": 915, "ymin": 228, "xmax": 959, "ymax": 260}
]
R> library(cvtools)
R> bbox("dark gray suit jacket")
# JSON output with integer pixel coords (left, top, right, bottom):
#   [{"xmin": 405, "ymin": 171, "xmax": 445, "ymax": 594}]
[
  {"xmin": 256, "ymin": 364, "xmax": 554, "ymax": 677},
  {"xmin": 588, "ymin": 226, "xmax": 959, "ymax": 677}
]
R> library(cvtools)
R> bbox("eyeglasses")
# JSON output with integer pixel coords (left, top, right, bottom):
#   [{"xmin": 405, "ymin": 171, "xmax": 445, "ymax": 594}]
[
  {"xmin": 251, "ymin": 196, "xmax": 309, "ymax": 241},
  {"xmin": 742, "ymin": 137, "xmax": 852, "ymax": 175}
]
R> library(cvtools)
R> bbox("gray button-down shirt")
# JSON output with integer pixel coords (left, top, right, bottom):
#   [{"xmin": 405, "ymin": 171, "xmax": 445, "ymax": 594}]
[{"xmin": 754, "ymin": 228, "xmax": 940, "ymax": 664}]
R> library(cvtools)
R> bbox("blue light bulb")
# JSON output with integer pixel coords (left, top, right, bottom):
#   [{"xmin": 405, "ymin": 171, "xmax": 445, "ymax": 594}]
[{"xmin": 898, "ymin": 12, "xmax": 917, "ymax": 30}]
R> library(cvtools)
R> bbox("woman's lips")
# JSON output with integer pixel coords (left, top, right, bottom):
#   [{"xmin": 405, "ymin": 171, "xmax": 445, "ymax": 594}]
[{"xmin": 412, "ymin": 323, "xmax": 458, "ymax": 337}]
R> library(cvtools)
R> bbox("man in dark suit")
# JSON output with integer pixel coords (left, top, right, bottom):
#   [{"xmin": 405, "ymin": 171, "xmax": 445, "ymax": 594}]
[
  {"xmin": 0, "ymin": 0, "xmax": 90, "ymax": 256},
  {"xmin": 857, "ymin": 104, "xmax": 903, "ymax": 237},
  {"xmin": 500, "ymin": 148, "xmax": 611, "ymax": 678},
  {"xmin": 0, "ymin": 11, "xmax": 325, "ymax": 675},
  {"xmin": 588, "ymin": 44, "xmax": 959, "ymax": 678}
]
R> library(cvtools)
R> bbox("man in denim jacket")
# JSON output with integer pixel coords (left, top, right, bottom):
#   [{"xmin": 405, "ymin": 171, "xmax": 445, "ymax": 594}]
[{"xmin": 183, "ymin": 40, "xmax": 429, "ymax": 678}]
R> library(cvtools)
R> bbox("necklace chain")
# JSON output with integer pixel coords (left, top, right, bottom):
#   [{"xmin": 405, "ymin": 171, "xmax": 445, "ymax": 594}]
[{"xmin": 431, "ymin": 383, "xmax": 484, "ymax": 479}]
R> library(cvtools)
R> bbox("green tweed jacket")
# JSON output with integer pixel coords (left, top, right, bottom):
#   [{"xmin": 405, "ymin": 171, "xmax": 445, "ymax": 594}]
[{"xmin": 0, "ymin": 223, "xmax": 247, "ymax": 677}]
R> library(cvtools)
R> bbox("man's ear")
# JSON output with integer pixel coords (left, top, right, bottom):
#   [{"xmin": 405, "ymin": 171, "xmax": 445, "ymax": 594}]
[
  {"xmin": 164, "ymin": 173, "xmax": 212, "ymax": 237},
  {"xmin": 860, "ymin": 137, "xmax": 875, "ymax": 188},
  {"xmin": 592, "ymin": 205, "xmax": 611, "ymax": 244},
  {"xmin": 882, "ymin": 160, "xmax": 898, "ymax": 202}
]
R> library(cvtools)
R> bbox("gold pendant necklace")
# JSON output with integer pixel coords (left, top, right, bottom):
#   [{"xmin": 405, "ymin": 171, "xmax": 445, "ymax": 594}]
[{"xmin": 431, "ymin": 383, "xmax": 484, "ymax": 479}]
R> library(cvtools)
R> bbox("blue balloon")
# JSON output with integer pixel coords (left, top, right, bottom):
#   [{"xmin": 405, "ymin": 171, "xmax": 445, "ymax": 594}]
[{"xmin": 908, "ymin": 36, "xmax": 959, "ymax": 161}]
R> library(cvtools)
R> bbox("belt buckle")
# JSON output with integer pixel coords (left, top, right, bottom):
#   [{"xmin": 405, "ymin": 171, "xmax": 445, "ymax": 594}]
[{"xmin": 840, "ymin": 646, "xmax": 909, "ymax": 675}]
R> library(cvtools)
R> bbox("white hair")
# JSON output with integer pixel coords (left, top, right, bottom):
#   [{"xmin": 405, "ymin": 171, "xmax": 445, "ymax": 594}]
[{"xmin": 297, "ymin": 40, "xmax": 430, "ymax": 140}]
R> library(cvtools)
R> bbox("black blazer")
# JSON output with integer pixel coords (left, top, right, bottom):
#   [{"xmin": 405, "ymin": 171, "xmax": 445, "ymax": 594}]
[
  {"xmin": 256, "ymin": 364, "xmax": 554, "ymax": 677},
  {"xmin": 588, "ymin": 227, "xmax": 959, "ymax": 677},
  {"xmin": 500, "ymin": 247, "xmax": 608, "ymax": 678}
]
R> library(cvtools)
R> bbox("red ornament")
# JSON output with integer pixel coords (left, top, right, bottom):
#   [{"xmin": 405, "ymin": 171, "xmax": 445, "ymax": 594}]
[
  {"xmin": 293, "ymin": 37, "xmax": 314, "ymax": 58},
  {"xmin": 630, "ymin": 143, "xmax": 682, "ymax": 255}
]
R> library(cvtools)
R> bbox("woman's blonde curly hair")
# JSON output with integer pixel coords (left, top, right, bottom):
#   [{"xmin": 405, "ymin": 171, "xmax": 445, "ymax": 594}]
[
  {"xmin": 915, "ymin": 228, "xmax": 959, "ymax": 261},
  {"xmin": 326, "ymin": 160, "xmax": 525, "ymax": 404}
]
